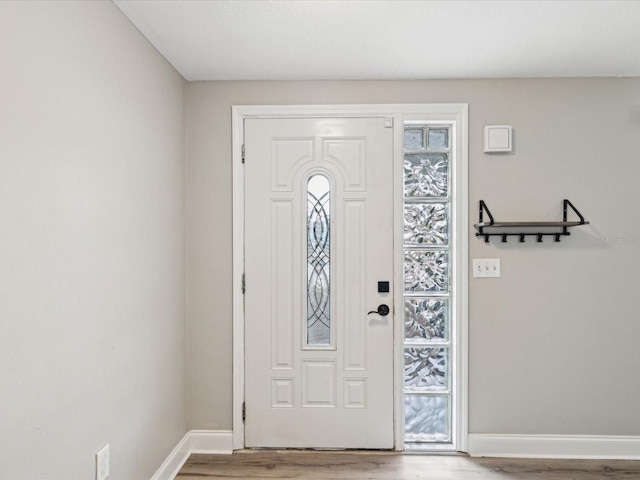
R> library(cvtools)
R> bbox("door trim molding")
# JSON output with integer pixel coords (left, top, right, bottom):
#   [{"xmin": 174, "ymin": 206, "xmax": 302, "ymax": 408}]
[{"xmin": 232, "ymin": 104, "xmax": 468, "ymax": 452}]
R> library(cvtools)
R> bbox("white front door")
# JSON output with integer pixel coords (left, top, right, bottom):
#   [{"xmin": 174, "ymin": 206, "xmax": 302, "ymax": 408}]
[{"xmin": 244, "ymin": 117, "xmax": 395, "ymax": 448}]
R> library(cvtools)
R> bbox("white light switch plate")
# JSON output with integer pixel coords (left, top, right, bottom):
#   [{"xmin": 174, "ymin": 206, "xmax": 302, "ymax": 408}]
[{"xmin": 473, "ymin": 258, "xmax": 501, "ymax": 278}]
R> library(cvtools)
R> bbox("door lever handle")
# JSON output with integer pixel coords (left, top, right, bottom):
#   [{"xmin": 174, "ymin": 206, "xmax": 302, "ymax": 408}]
[{"xmin": 367, "ymin": 304, "xmax": 390, "ymax": 316}]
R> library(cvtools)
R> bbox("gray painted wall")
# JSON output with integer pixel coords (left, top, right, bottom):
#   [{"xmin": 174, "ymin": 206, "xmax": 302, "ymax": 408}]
[
  {"xmin": 3, "ymin": 2, "xmax": 640, "ymax": 475},
  {"xmin": 1, "ymin": 2, "xmax": 186, "ymax": 479},
  {"xmin": 186, "ymin": 79, "xmax": 640, "ymax": 435}
]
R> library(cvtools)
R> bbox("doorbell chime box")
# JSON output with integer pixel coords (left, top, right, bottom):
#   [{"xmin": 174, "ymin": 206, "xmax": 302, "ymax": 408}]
[{"xmin": 484, "ymin": 125, "xmax": 512, "ymax": 153}]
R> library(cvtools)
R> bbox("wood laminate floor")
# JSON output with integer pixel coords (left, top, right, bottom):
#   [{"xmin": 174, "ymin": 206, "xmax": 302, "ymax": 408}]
[{"xmin": 175, "ymin": 451, "xmax": 640, "ymax": 479}]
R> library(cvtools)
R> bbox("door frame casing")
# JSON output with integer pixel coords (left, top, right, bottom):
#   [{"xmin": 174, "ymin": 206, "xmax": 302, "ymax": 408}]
[{"xmin": 232, "ymin": 104, "xmax": 468, "ymax": 451}]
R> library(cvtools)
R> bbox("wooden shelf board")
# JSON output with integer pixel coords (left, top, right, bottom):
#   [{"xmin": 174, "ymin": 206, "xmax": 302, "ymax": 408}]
[{"xmin": 475, "ymin": 221, "xmax": 589, "ymax": 229}]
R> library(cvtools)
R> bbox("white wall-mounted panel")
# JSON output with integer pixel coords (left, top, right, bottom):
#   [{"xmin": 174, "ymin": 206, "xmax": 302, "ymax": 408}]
[{"xmin": 483, "ymin": 125, "xmax": 512, "ymax": 153}]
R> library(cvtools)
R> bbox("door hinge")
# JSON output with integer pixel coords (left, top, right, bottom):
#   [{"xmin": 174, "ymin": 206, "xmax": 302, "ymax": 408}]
[
  {"xmin": 242, "ymin": 273, "xmax": 246, "ymax": 294},
  {"xmin": 242, "ymin": 402, "xmax": 246, "ymax": 423},
  {"xmin": 241, "ymin": 144, "xmax": 245, "ymax": 164}
]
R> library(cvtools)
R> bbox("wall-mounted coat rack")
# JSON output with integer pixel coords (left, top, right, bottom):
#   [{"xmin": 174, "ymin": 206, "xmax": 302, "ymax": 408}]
[{"xmin": 475, "ymin": 199, "xmax": 589, "ymax": 243}]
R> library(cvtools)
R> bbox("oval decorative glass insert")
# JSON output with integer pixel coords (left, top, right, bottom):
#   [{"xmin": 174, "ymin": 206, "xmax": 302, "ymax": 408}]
[{"xmin": 307, "ymin": 174, "xmax": 331, "ymax": 345}]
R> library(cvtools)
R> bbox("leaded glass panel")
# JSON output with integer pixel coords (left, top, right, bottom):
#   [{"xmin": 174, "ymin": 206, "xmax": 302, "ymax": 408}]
[
  {"xmin": 404, "ymin": 250, "xmax": 449, "ymax": 293},
  {"xmin": 404, "ymin": 203, "xmax": 449, "ymax": 246},
  {"xmin": 307, "ymin": 174, "xmax": 330, "ymax": 345},
  {"xmin": 404, "ymin": 153, "xmax": 448, "ymax": 198},
  {"xmin": 404, "ymin": 347, "xmax": 448, "ymax": 390},
  {"xmin": 404, "ymin": 298, "xmax": 448, "ymax": 342},
  {"xmin": 404, "ymin": 395, "xmax": 450, "ymax": 442}
]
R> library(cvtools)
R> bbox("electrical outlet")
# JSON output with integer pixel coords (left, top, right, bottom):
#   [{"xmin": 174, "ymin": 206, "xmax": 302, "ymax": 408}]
[
  {"xmin": 96, "ymin": 444, "xmax": 110, "ymax": 480},
  {"xmin": 473, "ymin": 258, "xmax": 501, "ymax": 278}
]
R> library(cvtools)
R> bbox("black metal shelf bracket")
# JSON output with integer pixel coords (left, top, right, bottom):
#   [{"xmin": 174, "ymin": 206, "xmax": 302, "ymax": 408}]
[
  {"xmin": 475, "ymin": 199, "xmax": 589, "ymax": 243},
  {"xmin": 478, "ymin": 200, "xmax": 494, "ymax": 225}
]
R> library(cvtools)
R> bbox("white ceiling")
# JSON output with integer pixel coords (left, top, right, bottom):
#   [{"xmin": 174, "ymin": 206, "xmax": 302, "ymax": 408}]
[{"xmin": 113, "ymin": 0, "xmax": 640, "ymax": 82}]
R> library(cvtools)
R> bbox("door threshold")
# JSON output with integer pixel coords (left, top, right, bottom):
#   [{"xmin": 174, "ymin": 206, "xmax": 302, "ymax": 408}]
[{"xmin": 236, "ymin": 448, "xmax": 467, "ymax": 456}]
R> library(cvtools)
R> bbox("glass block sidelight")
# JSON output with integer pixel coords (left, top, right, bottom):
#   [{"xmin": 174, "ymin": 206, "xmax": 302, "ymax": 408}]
[
  {"xmin": 427, "ymin": 128, "xmax": 449, "ymax": 150},
  {"xmin": 403, "ymin": 153, "xmax": 448, "ymax": 197},
  {"xmin": 403, "ymin": 123, "xmax": 454, "ymax": 450},
  {"xmin": 404, "ymin": 395, "xmax": 450, "ymax": 442},
  {"xmin": 404, "ymin": 128, "xmax": 425, "ymax": 149},
  {"xmin": 404, "ymin": 203, "xmax": 449, "ymax": 246},
  {"xmin": 404, "ymin": 250, "xmax": 449, "ymax": 293},
  {"xmin": 404, "ymin": 298, "xmax": 448, "ymax": 342},
  {"xmin": 404, "ymin": 347, "xmax": 448, "ymax": 391},
  {"xmin": 307, "ymin": 174, "xmax": 331, "ymax": 345}
]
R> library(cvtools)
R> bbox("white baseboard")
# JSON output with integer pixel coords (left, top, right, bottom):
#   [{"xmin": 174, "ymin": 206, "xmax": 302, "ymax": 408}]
[
  {"xmin": 468, "ymin": 434, "xmax": 640, "ymax": 459},
  {"xmin": 151, "ymin": 430, "xmax": 233, "ymax": 480},
  {"xmin": 151, "ymin": 431, "xmax": 640, "ymax": 478}
]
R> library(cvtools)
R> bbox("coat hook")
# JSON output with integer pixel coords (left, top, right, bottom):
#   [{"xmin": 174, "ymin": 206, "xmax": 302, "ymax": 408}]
[{"xmin": 474, "ymin": 200, "xmax": 589, "ymax": 244}]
